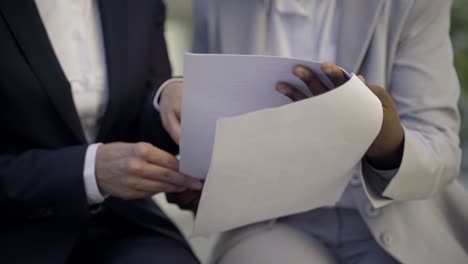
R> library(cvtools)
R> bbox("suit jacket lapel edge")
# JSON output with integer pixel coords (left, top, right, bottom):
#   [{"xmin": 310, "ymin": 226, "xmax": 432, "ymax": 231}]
[
  {"xmin": 0, "ymin": 1, "xmax": 87, "ymax": 143},
  {"xmin": 336, "ymin": 0, "xmax": 386, "ymax": 73}
]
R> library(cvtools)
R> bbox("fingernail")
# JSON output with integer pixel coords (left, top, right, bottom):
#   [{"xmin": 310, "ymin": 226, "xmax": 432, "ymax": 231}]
[
  {"xmin": 323, "ymin": 66, "xmax": 334, "ymax": 76},
  {"xmin": 276, "ymin": 84, "xmax": 288, "ymax": 94},
  {"xmin": 297, "ymin": 71, "xmax": 305, "ymax": 79},
  {"xmin": 295, "ymin": 68, "xmax": 307, "ymax": 79}
]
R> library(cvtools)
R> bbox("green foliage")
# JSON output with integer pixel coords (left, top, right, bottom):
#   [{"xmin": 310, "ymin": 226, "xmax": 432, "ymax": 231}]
[
  {"xmin": 452, "ymin": 0, "xmax": 468, "ymax": 93},
  {"xmin": 451, "ymin": 0, "xmax": 468, "ymax": 137}
]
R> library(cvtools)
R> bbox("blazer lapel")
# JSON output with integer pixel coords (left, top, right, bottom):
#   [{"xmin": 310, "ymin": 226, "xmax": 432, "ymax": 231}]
[
  {"xmin": 96, "ymin": 0, "xmax": 128, "ymax": 141},
  {"xmin": 336, "ymin": 0, "xmax": 385, "ymax": 73},
  {"xmin": 0, "ymin": 0, "xmax": 86, "ymax": 143}
]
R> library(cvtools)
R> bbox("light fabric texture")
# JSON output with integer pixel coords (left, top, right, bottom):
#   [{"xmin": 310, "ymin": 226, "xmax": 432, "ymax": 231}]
[
  {"xmin": 266, "ymin": 0, "xmax": 339, "ymax": 62},
  {"xmin": 193, "ymin": 0, "xmax": 468, "ymax": 263},
  {"xmin": 212, "ymin": 208, "xmax": 398, "ymax": 264},
  {"xmin": 35, "ymin": 0, "xmax": 108, "ymax": 142},
  {"xmin": 35, "ymin": 0, "xmax": 107, "ymax": 204}
]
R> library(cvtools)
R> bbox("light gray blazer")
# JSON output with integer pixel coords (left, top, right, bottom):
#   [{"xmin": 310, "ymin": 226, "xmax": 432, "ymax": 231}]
[{"xmin": 192, "ymin": 0, "xmax": 468, "ymax": 263}]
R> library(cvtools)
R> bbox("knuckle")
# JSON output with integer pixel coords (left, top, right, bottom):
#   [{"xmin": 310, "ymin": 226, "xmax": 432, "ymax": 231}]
[
  {"xmin": 126, "ymin": 177, "xmax": 139, "ymax": 189},
  {"xmin": 161, "ymin": 170, "xmax": 173, "ymax": 179},
  {"xmin": 134, "ymin": 142, "xmax": 151, "ymax": 159},
  {"xmin": 375, "ymin": 87, "xmax": 386, "ymax": 98},
  {"xmin": 128, "ymin": 159, "xmax": 143, "ymax": 175},
  {"xmin": 165, "ymin": 156, "xmax": 178, "ymax": 169}
]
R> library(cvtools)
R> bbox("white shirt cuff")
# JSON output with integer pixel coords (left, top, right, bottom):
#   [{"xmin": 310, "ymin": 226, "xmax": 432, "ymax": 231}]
[
  {"xmin": 153, "ymin": 78, "xmax": 183, "ymax": 111},
  {"xmin": 84, "ymin": 143, "xmax": 107, "ymax": 205}
]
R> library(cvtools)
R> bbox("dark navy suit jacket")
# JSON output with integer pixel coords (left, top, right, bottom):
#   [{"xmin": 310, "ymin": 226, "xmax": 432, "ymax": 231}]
[{"xmin": 0, "ymin": 0, "xmax": 186, "ymax": 262}]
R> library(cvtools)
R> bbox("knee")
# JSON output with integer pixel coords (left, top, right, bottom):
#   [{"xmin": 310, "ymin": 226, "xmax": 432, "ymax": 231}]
[{"xmin": 212, "ymin": 222, "xmax": 336, "ymax": 264}]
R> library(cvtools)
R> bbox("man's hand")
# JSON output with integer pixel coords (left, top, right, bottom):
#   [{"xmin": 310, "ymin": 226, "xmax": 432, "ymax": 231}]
[
  {"xmin": 159, "ymin": 80, "xmax": 183, "ymax": 145},
  {"xmin": 95, "ymin": 142, "xmax": 202, "ymax": 200},
  {"xmin": 276, "ymin": 62, "xmax": 404, "ymax": 170},
  {"xmin": 166, "ymin": 190, "xmax": 201, "ymax": 213}
]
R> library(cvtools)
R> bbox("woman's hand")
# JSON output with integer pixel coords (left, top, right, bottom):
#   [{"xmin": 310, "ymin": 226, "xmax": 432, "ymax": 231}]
[{"xmin": 277, "ymin": 62, "xmax": 404, "ymax": 170}]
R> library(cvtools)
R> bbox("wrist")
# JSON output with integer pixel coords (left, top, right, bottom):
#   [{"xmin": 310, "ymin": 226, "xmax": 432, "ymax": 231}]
[
  {"xmin": 153, "ymin": 78, "xmax": 183, "ymax": 111},
  {"xmin": 366, "ymin": 134, "xmax": 404, "ymax": 170}
]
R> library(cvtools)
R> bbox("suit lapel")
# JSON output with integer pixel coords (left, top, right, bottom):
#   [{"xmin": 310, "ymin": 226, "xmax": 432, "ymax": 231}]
[
  {"xmin": 96, "ymin": 0, "xmax": 128, "ymax": 141},
  {"xmin": 0, "ymin": 0, "xmax": 86, "ymax": 143},
  {"xmin": 336, "ymin": 0, "xmax": 385, "ymax": 73}
]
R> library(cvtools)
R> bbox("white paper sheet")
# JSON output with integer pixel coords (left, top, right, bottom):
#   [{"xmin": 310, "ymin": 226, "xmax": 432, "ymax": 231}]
[
  {"xmin": 179, "ymin": 53, "xmax": 383, "ymax": 235},
  {"xmin": 180, "ymin": 53, "xmax": 335, "ymax": 180}
]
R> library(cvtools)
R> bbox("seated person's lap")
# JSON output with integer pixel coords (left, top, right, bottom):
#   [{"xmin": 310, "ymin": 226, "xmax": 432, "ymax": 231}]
[
  {"xmin": 67, "ymin": 207, "xmax": 199, "ymax": 264},
  {"xmin": 212, "ymin": 208, "xmax": 398, "ymax": 264},
  {"xmin": 212, "ymin": 221, "xmax": 336, "ymax": 264}
]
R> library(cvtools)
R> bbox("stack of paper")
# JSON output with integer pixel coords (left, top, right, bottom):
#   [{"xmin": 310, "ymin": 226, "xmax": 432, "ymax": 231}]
[{"xmin": 179, "ymin": 53, "xmax": 383, "ymax": 235}]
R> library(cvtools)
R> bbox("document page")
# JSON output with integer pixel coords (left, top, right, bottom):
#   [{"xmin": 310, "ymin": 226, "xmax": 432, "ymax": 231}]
[
  {"xmin": 181, "ymin": 53, "xmax": 335, "ymax": 179},
  {"xmin": 179, "ymin": 53, "xmax": 383, "ymax": 235}
]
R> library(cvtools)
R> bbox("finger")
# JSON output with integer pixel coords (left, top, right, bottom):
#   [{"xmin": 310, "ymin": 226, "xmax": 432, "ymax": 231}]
[
  {"xmin": 276, "ymin": 83, "xmax": 308, "ymax": 102},
  {"xmin": 133, "ymin": 143, "xmax": 179, "ymax": 171},
  {"xmin": 121, "ymin": 190, "xmax": 154, "ymax": 200},
  {"xmin": 186, "ymin": 198, "xmax": 200, "ymax": 213},
  {"xmin": 166, "ymin": 191, "xmax": 201, "ymax": 211},
  {"xmin": 166, "ymin": 192, "xmax": 178, "ymax": 204},
  {"xmin": 353, "ymin": 74, "xmax": 386, "ymax": 103},
  {"xmin": 358, "ymin": 75, "xmax": 366, "ymax": 83},
  {"xmin": 167, "ymin": 112, "xmax": 181, "ymax": 145},
  {"xmin": 293, "ymin": 65, "xmax": 328, "ymax": 95},
  {"xmin": 320, "ymin": 62, "xmax": 348, "ymax": 87},
  {"xmin": 178, "ymin": 191, "xmax": 201, "ymax": 205},
  {"xmin": 128, "ymin": 177, "xmax": 186, "ymax": 194},
  {"xmin": 135, "ymin": 162, "xmax": 203, "ymax": 190},
  {"xmin": 366, "ymin": 84, "xmax": 387, "ymax": 102}
]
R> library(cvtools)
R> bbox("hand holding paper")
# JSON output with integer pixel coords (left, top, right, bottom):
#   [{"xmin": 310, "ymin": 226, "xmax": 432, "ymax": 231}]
[
  {"xmin": 278, "ymin": 63, "xmax": 404, "ymax": 170},
  {"xmin": 177, "ymin": 54, "xmax": 385, "ymax": 235}
]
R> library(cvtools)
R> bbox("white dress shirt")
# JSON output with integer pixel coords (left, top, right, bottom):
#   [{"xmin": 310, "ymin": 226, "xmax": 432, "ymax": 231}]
[
  {"xmin": 267, "ymin": 0, "xmax": 396, "ymax": 208},
  {"xmin": 35, "ymin": 0, "xmax": 108, "ymax": 204},
  {"xmin": 267, "ymin": 0, "xmax": 340, "ymax": 62}
]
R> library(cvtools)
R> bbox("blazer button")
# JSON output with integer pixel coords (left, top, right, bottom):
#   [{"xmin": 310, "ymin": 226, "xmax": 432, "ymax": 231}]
[
  {"xmin": 349, "ymin": 175, "xmax": 361, "ymax": 187},
  {"xmin": 364, "ymin": 202, "xmax": 381, "ymax": 218},
  {"xmin": 380, "ymin": 232, "xmax": 394, "ymax": 247}
]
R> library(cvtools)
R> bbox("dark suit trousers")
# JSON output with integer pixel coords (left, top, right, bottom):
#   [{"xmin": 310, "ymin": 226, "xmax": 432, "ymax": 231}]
[{"xmin": 66, "ymin": 206, "xmax": 200, "ymax": 264}]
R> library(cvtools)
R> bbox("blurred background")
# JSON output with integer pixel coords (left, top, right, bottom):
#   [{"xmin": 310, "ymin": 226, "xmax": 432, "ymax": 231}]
[
  {"xmin": 452, "ymin": 0, "xmax": 468, "ymax": 186},
  {"xmin": 159, "ymin": 0, "xmax": 468, "ymax": 262}
]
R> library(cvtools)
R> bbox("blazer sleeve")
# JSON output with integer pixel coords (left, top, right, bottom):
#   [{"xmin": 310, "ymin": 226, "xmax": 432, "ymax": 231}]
[
  {"xmin": 361, "ymin": 0, "xmax": 462, "ymax": 207},
  {"xmin": 138, "ymin": 0, "xmax": 178, "ymax": 155},
  {"xmin": 0, "ymin": 146, "xmax": 89, "ymax": 218}
]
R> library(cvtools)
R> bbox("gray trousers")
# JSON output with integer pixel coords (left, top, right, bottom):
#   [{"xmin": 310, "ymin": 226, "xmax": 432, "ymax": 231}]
[{"xmin": 211, "ymin": 208, "xmax": 399, "ymax": 264}]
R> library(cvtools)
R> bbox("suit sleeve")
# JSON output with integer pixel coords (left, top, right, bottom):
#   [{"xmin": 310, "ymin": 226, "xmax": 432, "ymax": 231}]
[
  {"xmin": 138, "ymin": 0, "xmax": 178, "ymax": 155},
  {"xmin": 0, "ymin": 146, "xmax": 89, "ymax": 218},
  {"xmin": 361, "ymin": 0, "xmax": 462, "ymax": 207}
]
